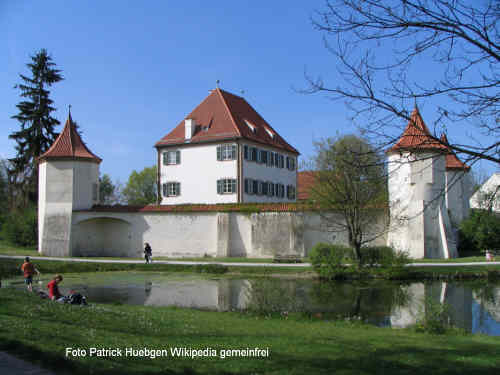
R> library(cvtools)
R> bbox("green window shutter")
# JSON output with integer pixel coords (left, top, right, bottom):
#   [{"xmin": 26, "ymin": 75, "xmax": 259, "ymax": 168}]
[
  {"xmin": 232, "ymin": 144, "xmax": 237, "ymax": 160},
  {"xmin": 217, "ymin": 180, "xmax": 222, "ymax": 194},
  {"xmin": 176, "ymin": 182, "xmax": 181, "ymax": 196},
  {"xmin": 176, "ymin": 150, "xmax": 181, "ymax": 164},
  {"xmin": 163, "ymin": 153, "xmax": 167, "ymax": 165},
  {"xmin": 244, "ymin": 179, "xmax": 248, "ymax": 194},
  {"xmin": 162, "ymin": 183, "xmax": 167, "ymax": 197},
  {"xmin": 244, "ymin": 145, "xmax": 248, "ymax": 160},
  {"xmin": 217, "ymin": 146, "xmax": 222, "ymax": 161}
]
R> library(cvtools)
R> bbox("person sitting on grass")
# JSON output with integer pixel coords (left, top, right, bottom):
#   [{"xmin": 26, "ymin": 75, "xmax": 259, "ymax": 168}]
[
  {"xmin": 21, "ymin": 256, "xmax": 40, "ymax": 292},
  {"xmin": 47, "ymin": 274, "xmax": 65, "ymax": 302}
]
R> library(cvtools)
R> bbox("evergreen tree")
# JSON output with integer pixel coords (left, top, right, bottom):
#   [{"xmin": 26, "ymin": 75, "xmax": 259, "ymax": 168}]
[{"xmin": 10, "ymin": 49, "xmax": 63, "ymax": 206}]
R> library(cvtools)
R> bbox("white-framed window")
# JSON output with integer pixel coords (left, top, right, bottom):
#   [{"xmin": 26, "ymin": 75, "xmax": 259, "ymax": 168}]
[
  {"xmin": 244, "ymin": 178, "xmax": 254, "ymax": 194},
  {"xmin": 276, "ymin": 154, "xmax": 284, "ymax": 168},
  {"xmin": 287, "ymin": 185, "xmax": 296, "ymax": 200},
  {"xmin": 92, "ymin": 183, "xmax": 98, "ymax": 201},
  {"xmin": 268, "ymin": 152, "xmax": 275, "ymax": 167},
  {"xmin": 287, "ymin": 156, "xmax": 296, "ymax": 171},
  {"xmin": 259, "ymin": 150, "xmax": 268, "ymax": 164},
  {"xmin": 163, "ymin": 182, "xmax": 181, "ymax": 197},
  {"xmin": 250, "ymin": 147, "xmax": 258, "ymax": 162},
  {"xmin": 217, "ymin": 144, "xmax": 237, "ymax": 161},
  {"xmin": 252, "ymin": 179, "xmax": 259, "ymax": 195},
  {"xmin": 268, "ymin": 182, "xmax": 274, "ymax": 197},
  {"xmin": 217, "ymin": 179, "xmax": 237, "ymax": 194},
  {"xmin": 276, "ymin": 183, "xmax": 285, "ymax": 198},
  {"xmin": 163, "ymin": 150, "xmax": 181, "ymax": 165}
]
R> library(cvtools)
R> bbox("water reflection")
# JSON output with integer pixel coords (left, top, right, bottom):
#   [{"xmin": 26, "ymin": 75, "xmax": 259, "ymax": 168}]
[{"xmin": 7, "ymin": 273, "xmax": 500, "ymax": 336}]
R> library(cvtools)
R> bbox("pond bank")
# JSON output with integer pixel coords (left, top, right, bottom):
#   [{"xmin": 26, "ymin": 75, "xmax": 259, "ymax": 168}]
[
  {"xmin": 1, "ymin": 256, "xmax": 500, "ymax": 281},
  {"xmin": 0, "ymin": 288, "xmax": 499, "ymax": 375}
]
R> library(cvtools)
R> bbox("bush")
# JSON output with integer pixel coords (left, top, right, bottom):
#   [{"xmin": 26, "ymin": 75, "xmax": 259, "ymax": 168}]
[
  {"xmin": 414, "ymin": 297, "xmax": 453, "ymax": 334},
  {"xmin": 360, "ymin": 246, "xmax": 410, "ymax": 268},
  {"xmin": 458, "ymin": 210, "xmax": 500, "ymax": 254},
  {"xmin": 309, "ymin": 243, "xmax": 354, "ymax": 279},
  {"xmin": 0, "ymin": 207, "xmax": 37, "ymax": 247}
]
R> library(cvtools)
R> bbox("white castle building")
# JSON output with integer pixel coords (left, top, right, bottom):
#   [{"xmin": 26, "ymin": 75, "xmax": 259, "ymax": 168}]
[{"xmin": 37, "ymin": 91, "xmax": 472, "ymax": 259}]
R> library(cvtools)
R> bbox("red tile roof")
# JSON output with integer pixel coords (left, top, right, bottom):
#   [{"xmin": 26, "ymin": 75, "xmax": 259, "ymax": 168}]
[
  {"xmin": 155, "ymin": 88, "xmax": 299, "ymax": 154},
  {"xmin": 388, "ymin": 106, "xmax": 448, "ymax": 153},
  {"xmin": 440, "ymin": 134, "xmax": 470, "ymax": 171},
  {"xmin": 297, "ymin": 171, "xmax": 317, "ymax": 200},
  {"xmin": 76, "ymin": 202, "xmax": 313, "ymax": 213},
  {"xmin": 39, "ymin": 112, "xmax": 102, "ymax": 163}
]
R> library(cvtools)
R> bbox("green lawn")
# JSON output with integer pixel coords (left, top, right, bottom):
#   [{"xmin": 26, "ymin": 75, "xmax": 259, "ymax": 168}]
[{"xmin": 0, "ymin": 288, "xmax": 498, "ymax": 375}]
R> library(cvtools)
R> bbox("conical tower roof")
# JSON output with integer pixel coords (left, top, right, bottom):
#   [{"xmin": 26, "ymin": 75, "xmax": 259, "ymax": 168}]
[
  {"xmin": 388, "ymin": 106, "xmax": 448, "ymax": 153},
  {"xmin": 38, "ymin": 111, "xmax": 102, "ymax": 163},
  {"xmin": 440, "ymin": 133, "xmax": 470, "ymax": 171}
]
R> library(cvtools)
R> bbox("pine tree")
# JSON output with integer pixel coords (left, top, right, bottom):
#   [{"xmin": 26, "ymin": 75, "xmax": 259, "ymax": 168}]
[{"xmin": 9, "ymin": 49, "xmax": 63, "ymax": 206}]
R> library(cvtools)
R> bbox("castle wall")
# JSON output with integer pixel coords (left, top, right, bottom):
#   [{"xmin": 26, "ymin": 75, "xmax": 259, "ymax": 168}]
[{"xmin": 71, "ymin": 210, "xmax": 387, "ymax": 258}]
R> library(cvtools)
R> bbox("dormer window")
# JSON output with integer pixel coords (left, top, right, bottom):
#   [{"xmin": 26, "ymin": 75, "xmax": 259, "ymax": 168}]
[
  {"xmin": 244, "ymin": 120, "xmax": 256, "ymax": 133},
  {"xmin": 265, "ymin": 127, "xmax": 274, "ymax": 139}
]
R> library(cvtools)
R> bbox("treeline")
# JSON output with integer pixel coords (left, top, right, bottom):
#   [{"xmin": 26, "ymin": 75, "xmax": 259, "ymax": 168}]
[{"xmin": 1, "ymin": 49, "xmax": 158, "ymax": 248}]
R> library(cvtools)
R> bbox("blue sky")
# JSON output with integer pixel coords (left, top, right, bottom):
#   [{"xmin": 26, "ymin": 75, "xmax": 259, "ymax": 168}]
[{"xmin": 1, "ymin": 1, "xmax": 497, "ymax": 183}]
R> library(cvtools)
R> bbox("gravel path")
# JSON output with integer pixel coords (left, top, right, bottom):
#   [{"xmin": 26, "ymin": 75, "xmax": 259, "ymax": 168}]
[
  {"xmin": 0, "ymin": 351, "xmax": 57, "ymax": 375},
  {"xmin": 1, "ymin": 254, "xmax": 499, "ymax": 267}
]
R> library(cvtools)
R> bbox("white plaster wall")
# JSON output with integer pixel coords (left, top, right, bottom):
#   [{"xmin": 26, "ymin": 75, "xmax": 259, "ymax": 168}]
[
  {"xmin": 446, "ymin": 170, "xmax": 472, "ymax": 226},
  {"xmin": 73, "ymin": 161, "xmax": 99, "ymax": 210},
  {"xmin": 72, "ymin": 211, "xmax": 219, "ymax": 258},
  {"xmin": 159, "ymin": 143, "xmax": 238, "ymax": 204},
  {"xmin": 470, "ymin": 173, "xmax": 500, "ymax": 212},
  {"xmin": 241, "ymin": 142, "xmax": 297, "ymax": 203},
  {"xmin": 38, "ymin": 162, "xmax": 47, "ymax": 252},
  {"xmin": 39, "ymin": 161, "xmax": 74, "ymax": 256},
  {"xmin": 229, "ymin": 213, "xmax": 252, "ymax": 256}
]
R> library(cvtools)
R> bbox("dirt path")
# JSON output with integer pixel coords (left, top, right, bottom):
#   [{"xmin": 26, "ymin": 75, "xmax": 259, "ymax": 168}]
[{"xmin": 0, "ymin": 351, "xmax": 58, "ymax": 375}]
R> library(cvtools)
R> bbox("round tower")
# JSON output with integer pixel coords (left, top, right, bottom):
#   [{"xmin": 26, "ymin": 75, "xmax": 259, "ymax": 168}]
[
  {"xmin": 38, "ymin": 111, "xmax": 102, "ymax": 256},
  {"xmin": 387, "ymin": 106, "xmax": 456, "ymax": 259}
]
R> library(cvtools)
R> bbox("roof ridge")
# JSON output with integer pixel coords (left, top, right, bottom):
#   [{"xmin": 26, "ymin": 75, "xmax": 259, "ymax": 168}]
[{"xmin": 216, "ymin": 88, "xmax": 242, "ymax": 137}]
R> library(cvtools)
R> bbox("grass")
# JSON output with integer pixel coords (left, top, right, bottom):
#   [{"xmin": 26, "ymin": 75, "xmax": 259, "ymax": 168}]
[{"xmin": 0, "ymin": 288, "xmax": 498, "ymax": 375}]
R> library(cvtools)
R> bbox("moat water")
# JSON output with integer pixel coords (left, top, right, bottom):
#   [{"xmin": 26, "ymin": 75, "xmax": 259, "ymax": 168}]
[{"xmin": 6, "ymin": 272, "xmax": 500, "ymax": 336}]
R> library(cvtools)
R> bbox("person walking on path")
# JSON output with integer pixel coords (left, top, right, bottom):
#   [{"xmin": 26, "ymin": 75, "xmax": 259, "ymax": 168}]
[
  {"xmin": 47, "ymin": 275, "xmax": 65, "ymax": 302},
  {"xmin": 144, "ymin": 243, "xmax": 153, "ymax": 264},
  {"xmin": 20, "ymin": 257, "xmax": 40, "ymax": 292}
]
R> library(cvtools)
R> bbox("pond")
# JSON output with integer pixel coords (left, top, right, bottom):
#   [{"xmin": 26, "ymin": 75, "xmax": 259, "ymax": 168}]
[{"xmin": 5, "ymin": 272, "xmax": 500, "ymax": 336}]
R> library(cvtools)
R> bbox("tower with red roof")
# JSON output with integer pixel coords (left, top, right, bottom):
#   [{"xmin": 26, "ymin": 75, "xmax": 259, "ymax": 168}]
[
  {"xmin": 38, "ymin": 111, "xmax": 102, "ymax": 256},
  {"xmin": 386, "ymin": 106, "xmax": 459, "ymax": 259}
]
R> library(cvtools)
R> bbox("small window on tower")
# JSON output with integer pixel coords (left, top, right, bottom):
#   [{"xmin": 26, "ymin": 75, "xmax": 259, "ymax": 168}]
[{"xmin": 92, "ymin": 183, "xmax": 98, "ymax": 201}]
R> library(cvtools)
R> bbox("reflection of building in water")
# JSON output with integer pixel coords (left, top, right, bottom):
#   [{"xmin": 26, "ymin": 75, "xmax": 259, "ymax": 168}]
[
  {"xmin": 390, "ymin": 282, "xmax": 473, "ymax": 331},
  {"xmin": 143, "ymin": 279, "xmax": 250, "ymax": 311},
  {"xmin": 390, "ymin": 283, "xmax": 425, "ymax": 328},
  {"xmin": 473, "ymin": 287, "xmax": 500, "ymax": 322}
]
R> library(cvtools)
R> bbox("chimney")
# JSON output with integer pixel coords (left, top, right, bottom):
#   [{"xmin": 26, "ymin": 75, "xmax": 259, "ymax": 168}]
[{"xmin": 185, "ymin": 118, "xmax": 195, "ymax": 140}]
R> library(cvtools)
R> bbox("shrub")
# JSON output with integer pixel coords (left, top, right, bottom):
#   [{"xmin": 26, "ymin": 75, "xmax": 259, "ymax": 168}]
[
  {"xmin": 360, "ymin": 246, "xmax": 410, "ymax": 268},
  {"xmin": 309, "ymin": 243, "xmax": 354, "ymax": 279},
  {"xmin": 1, "ymin": 207, "xmax": 38, "ymax": 247},
  {"xmin": 414, "ymin": 297, "xmax": 453, "ymax": 334},
  {"xmin": 458, "ymin": 210, "xmax": 500, "ymax": 254}
]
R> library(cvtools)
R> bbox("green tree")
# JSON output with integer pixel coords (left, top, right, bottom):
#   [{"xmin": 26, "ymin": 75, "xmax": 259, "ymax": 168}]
[
  {"xmin": 122, "ymin": 166, "xmax": 158, "ymax": 205},
  {"xmin": 99, "ymin": 174, "xmax": 115, "ymax": 205},
  {"xmin": 310, "ymin": 135, "xmax": 387, "ymax": 263},
  {"xmin": 10, "ymin": 49, "xmax": 63, "ymax": 206}
]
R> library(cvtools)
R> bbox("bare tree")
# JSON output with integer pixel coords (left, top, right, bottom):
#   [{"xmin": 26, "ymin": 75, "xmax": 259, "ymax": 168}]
[{"xmin": 308, "ymin": 0, "xmax": 500, "ymax": 166}]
